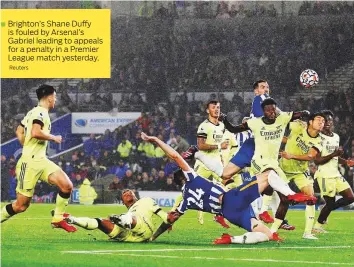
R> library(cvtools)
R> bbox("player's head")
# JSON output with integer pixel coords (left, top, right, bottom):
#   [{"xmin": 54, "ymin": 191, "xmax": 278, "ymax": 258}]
[
  {"xmin": 261, "ymin": 98, "xmax": 277, "ymax": 120},
  {"xmin": 321, "ymin": 109, "xmax": 334, "ymax": 132},
  {"xmin": 253, "ymin": 80, "xmax": 269, "ymax": 96},
  {"xmin": 173, "ymin": 168, "xmax": 186, "ymax": 186},
  {"xmin": 121, "ymin": 189, "xmax": 138, "ymax": 208},
  {"xmin": 308, "ymin": 112, "xmax": 325, "ymax": 132},
  {"xmin": 206, "ymin": 100, "xmax": 220, "ymax": 119},
  {"xmin": 36, "ymin": 84, "xmax": 57, "ymax": 108}
]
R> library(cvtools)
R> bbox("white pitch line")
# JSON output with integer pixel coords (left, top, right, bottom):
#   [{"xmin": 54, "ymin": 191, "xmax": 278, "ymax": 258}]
[
  {"xmin": 66, "ymin": 253, "xmax": 354, "ymax": 266},
  {"xmin": 62, "ymin": 246, "xmax": 352, "ymax": 254}
]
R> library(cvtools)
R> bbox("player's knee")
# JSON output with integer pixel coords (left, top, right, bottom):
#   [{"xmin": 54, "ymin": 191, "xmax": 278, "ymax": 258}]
[
  {"xmin": 221, "ymin": 170, "xmax": 232, "ymax": 180},
  {"xmin": 61, "ymin": 181, "xmax": 74, "ymax": 193}
]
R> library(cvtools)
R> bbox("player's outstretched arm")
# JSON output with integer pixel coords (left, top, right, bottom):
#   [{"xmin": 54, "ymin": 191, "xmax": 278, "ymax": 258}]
[
  {"xmin": 280, "ymin": 147, "xmax": 319, "ymax": 161},
  {"xmin": 219, "ymin": 113, "xmax": 249, "ymax": 134},
  {"xmin": 16, "ymin": 125, "xmax": 25, "ymax": 146},
  {"xmin": 314, "ymin": 147, "xmax": 344, "ymax": 165},
  {"xmin": 141, "ymin": 132, "xmax": 191, "ymax": 171}
]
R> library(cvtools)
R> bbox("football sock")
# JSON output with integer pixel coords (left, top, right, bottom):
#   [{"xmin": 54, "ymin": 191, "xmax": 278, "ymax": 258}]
[
  {"xmin": 231, "ymin": 232, "xmax": 269, "ymax": 244},
  {"xmin": 1, "ymin": 204, "xmax": 16, "ymax": 223},
  {"xmin": 270, "ymin": 193, "xmax": 280, "ymax": 216},
  {"xmin": 195, "ymin": 151, "xmax": 223, "ymax": 177},
  {"xmin": 268, "ymin": 170, "xmax": 294, "ymax": 196},
  {"xmin": 70, "ymin": 217, "xmax": 98, "ymax": 230},
  {"xmin": 52, "ymin": 191, "xmax": 70, "ymax": 222},
  {"xmin": 260, "ymin": 195, "xmax": 272, "ymax": 213},
  {"xmin": 304, "ymin": 205, "xmax": 315, "ymax": 234},
  {"xmin": 271, "ymin": 218, "xmax": 283, "ymax": 233}
]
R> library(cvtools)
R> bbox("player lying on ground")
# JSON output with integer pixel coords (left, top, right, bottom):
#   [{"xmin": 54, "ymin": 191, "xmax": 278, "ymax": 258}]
[
  {"xmin": 313, "ymin": 110, "xmax": 354, "ymax": 233},
  {"xmin": 64, "ymin": 189, "xmax": 177, "ymax": 242},
  {"xmin": 141, "ymin": 132, "xmax": 315, "ymax": 244}
]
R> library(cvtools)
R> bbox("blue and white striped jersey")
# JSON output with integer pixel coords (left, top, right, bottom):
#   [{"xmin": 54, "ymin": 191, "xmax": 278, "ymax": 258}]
[
  {"xmin": 176, "ymin": 169, "xmax": 226, "ymax": 214},
  {"xmin": 235, "ymin": 130, "xmax": 252, "ymax": 148},
  {"xmin": 250, "ymin": 93, "xmax": 269, "ymax": 118}
]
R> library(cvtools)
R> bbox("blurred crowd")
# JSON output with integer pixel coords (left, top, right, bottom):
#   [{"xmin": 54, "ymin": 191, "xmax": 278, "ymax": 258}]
[
  {"xmin": 1, "ymin": 86, "xmax": 354, "ymax": 201},
  {"xmin": 1, "ymin": 1, "xmax": 354, "ymax": 201}
]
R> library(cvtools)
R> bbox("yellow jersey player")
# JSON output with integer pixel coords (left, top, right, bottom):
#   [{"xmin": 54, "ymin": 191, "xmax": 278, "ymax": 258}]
[
  {"xmin": 65, "ymin": 189, "xmax": 177, "ymax": 242},
  {"xmin": 1, "ymin": 85, "xmax": 76, "ymax": 232},
  {"xmin": 194, "ymin": 100, "xmax": 228, "ymax": 225},
  {"xmin": 194, "ymin": 100, "xmax": 229, "ymax": 182},
  {"xmin": 313, "ymin": 110, "xmax": 354, "ymax": 233},
  {"xmin": 278, "ymin": 112, "xmax": 325, "ymax": 239}
]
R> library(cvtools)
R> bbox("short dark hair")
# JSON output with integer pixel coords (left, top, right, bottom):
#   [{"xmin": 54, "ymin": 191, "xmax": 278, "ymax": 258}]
[
  {"xmin": 206, "ymin": 100, "xmax": 219, "ymax": 110},
  {"xmin": 253, "ymin": 79, "xmax": 267, "ymax": 90},
  {"xmin": 321, "ymin": 110, "xmax": 334, "ymax": 118},
  {"xmin": 308, "ymin": 112, "xmax": 326, "ymax": 122},
  {"xmin": 36, "ymin": 84, "xmax": 56, "ymax": 100},
  {"xmin": 173, "ymin": 169, "xmax": 185, "ymax": 186},
  {"xmin": 261, "ymin": 98, "xmax": 277, "ymax": 110}
]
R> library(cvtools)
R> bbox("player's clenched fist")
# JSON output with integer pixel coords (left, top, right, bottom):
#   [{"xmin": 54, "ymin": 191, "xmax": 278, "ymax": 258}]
[
  {"xmin": 167, "ymin": 211, "xmax": 181, "ymax": 224},
  {"xmin": 52, "ymin": 135, "xmax": 62, "ymax": 144}
]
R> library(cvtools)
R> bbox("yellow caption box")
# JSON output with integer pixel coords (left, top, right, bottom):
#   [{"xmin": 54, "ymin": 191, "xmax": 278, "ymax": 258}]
[{"xmin": 1, "ymin": 9, "xmax": 111, "ymax": 78}]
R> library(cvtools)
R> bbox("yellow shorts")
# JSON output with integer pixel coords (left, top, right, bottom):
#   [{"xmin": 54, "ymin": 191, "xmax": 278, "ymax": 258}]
[
  {"xmin": 251, "ymin": 160, "xmax": 287, "ymax": 181},
  {"xmin": 194, "ymin": 162, "xmax": 221, "ymax": 182},
  {"xmin": 285, "ymin": 170, "xmax": 313, "ymax": 190},
  {"xmin": 16, "ymin": 157, "xmax": 60, "ymax": 197},
  {"xmin": 316, "ymin": 175, "xmax": 350, "ymax": 197}
]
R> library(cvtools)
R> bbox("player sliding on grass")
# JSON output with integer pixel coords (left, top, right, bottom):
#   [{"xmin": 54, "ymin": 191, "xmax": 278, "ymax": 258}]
[
  {"xmin": 141, "ymin": 132, "xmax": 316, "ymax": 244},
  {"xmin": 64, "ymin": 189, "xmax": 178, "ymax": 242}
]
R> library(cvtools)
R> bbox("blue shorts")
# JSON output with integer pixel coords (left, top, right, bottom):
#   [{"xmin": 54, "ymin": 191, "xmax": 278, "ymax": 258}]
[
  {"xmin": 221, "ymin": 176, "xmax": 259, "ymax": 231},
  {"xmin": 230, "ymin": 138, "xmax": 255, "ymax": 169}
]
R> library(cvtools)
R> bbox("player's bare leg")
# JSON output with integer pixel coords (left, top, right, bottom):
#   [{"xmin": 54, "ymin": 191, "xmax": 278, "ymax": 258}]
[
  {"xmin": 314, "ymin": 188, "xmax": 354, "ymax": 233},
  {"xmin": 221, "ymin": 162, "xmax": 242, "ymax": 181},
  {"xmin": 48, "ymin": 169, "xmax": 76, "ymax": 232},
  {"xmin": 1, "ymin": 193, "xmax": 31, "ymax": 223}
]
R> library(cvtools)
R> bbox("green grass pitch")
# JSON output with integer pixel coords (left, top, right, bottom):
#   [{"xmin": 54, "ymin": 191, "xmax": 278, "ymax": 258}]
[{"xmin": 1, "ymin": 203, "xmax": 353, "ymax": 267}]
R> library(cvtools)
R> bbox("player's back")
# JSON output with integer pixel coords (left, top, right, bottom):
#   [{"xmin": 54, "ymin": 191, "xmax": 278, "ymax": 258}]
[
  {"xmin": 316, "ymin": 133, "xmax": 340, "ymax": 178},
  {"xmin": 21, "ymin": 106, "xmax": 51, "ymax": 159},
  {"xmin": 178, "ymin": 170, "xmax": 225, "ymax": 214}
]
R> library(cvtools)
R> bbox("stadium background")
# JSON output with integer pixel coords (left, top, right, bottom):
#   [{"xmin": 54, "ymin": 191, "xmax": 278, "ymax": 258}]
[{"xmin": 1, "ymin": 0, "xmax": 353, "ymax": 207}]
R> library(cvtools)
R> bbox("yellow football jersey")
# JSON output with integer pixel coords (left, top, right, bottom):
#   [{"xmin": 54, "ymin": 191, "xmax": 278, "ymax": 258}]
[
  {"xmin": 194, "ymin": 119, "xmax": 225, "ymax": 173},
  {"xmin": 247, "ymin": 111, "xmax": 293, "ymax": 168},
  {"xmin": 280, "ymin": 120, "xmax": 322, "ymax": 174},
  {"xmin": 128, "ymin": 197, "xmax": 168, "ymax": 237},
  {"xmin": 20, "ymin": 106, "xmax": 51, "ymax": 159},
  {"xmin": 315, "ymin": 133, "xmax": 341, "ymax": 178}
]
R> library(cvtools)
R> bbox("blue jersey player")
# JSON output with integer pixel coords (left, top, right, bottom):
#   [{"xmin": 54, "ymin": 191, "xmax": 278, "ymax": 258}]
[{"xmin": 141, "ymin": 132, "xmax": 315, "ymax": 244}]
